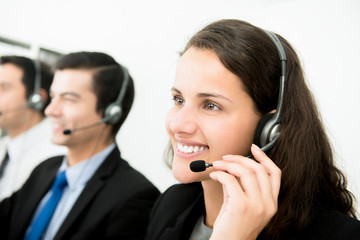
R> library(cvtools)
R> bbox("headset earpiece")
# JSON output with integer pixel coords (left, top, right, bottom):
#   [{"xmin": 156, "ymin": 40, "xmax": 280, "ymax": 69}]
[
  {"xmin": 102, "ymin": 65, "xmax": 130, "ymax": 125},
  {"xmin": 252, "ymin": 29, "xmax": 287, "ymax": 153},
  {"xmin": 254, "ymin": 112, "xmax": 281, "ymax": 153},
  {"xmin": 254, "ymin": 113, "xmax": 275, "ymax": 146},
  {"xmin": 28, "ymin": 92, "xmax": 44, "ymax": 111},
  {"xmin": 28, "ymin": 60, "xmax": 44, "ymax": 111},
  {"xmin": 103, "ymin": 103, "xmax": 122, "ymax": 125}
]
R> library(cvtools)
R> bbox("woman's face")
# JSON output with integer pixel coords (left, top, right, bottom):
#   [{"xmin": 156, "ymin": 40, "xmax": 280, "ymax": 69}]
[{"xmin": 165, "ymin": 47, "xmax": 262, "ymax": 183}]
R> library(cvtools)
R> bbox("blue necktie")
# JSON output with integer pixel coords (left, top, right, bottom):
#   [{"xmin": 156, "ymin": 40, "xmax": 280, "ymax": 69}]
[{"xmin": 25, "ymin": 171, "xmax": 68, "ymax": 240}]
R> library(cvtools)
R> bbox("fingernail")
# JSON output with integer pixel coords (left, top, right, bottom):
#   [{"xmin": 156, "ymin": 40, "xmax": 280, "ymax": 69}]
[
  {"xmin": 252, "ymin": 144, "xmax": 261, "ymax": 151},
  {"xmin": 212, "ymin": 161, "xmax": 221, "ymax": 166},
  {"xmin": 222, "ymin": 155, "xmax": 233, "ymax": 160}
]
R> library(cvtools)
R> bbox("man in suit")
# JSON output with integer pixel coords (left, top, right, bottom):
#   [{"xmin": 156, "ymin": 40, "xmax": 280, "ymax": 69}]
[
  {"xmin": 0, "ymin": 56, "xmax": 66, "ymax": 201},
  {"xmin": 0, "ymin": 52, "xmax": 160, "ymax": 240}
]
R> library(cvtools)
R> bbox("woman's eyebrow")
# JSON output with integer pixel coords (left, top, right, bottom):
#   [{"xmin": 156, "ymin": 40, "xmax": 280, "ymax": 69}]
[
  {"xmin": 171, "ymin": 87, "xmax": 181, "ymax": 94},
  {"xmin": 171, "ymin": 87, "xmax": 232, "ymax": 103},
  {"xmin": 197, "ymin": 92, "xmax": 233, "ymax": 103}
]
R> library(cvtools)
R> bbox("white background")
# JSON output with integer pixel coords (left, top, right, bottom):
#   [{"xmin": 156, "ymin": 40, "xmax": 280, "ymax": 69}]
[{"xmin": 0, "ymin": 0, "xmax": 359, "ymax": 213}]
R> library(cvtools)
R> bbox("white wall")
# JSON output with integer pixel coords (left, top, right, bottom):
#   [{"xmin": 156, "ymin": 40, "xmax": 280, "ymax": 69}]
[{"xmin": 1, "ymin": 0, "xmax": 359, "ymax": 212}]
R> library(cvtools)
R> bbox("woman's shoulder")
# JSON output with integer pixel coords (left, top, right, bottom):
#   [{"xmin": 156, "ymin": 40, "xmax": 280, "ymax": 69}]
[
  {"xmin": 163, "ymin": 182, "xmax": 202, "ymax": 197},
  {"xmin": 146, "ymin": 182, "xmax": 204, "ymax": 240},
  {"xmin": 303, "ymin": 210, "xmax": 360, "ymax": 239},
  {"xmin": 153, "ymin": 182, "xmax": 203, "ymax": 212}
]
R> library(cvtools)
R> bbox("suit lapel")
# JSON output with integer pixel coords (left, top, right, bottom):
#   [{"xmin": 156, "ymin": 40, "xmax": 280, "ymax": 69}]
[
  {"xmin": 160, "ymin": 191, "xmax": 204, "ymax": 240},
  {"xmin": 54, "ymin": 147, "xmax": 120, "ymax": 240},
  {"xmin": 14, "ymin": 157, "xmax": 62, "ymax": 240}
]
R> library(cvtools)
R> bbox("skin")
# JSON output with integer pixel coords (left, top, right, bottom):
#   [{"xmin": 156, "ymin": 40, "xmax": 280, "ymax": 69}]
[
  {"xmin": 45, "ymin": 69, "xmax": 113, "ymax": 166},
  {"xmin": 165, "ymin": 47, "xmax": 281, "ymax": 239},
  {"xmin": 0, "ymin": 63, "xmax": 45, "ymax": 138}
]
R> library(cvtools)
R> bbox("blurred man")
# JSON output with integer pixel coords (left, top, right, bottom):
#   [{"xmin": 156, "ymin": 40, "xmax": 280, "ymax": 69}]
[
  {"xmin": 0, "ymin": 52, "xmax": 160, "ymax": 240},
  {"xmin": 0, "ymin": 56, "xmax": 66, "ymax": 201}
]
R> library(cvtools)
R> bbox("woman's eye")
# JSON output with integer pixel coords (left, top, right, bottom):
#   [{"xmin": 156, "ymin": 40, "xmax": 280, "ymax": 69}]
[
  {"xmin": 172, "ymin": 96, "xmax": 184, "ymax": 105},
  {"xmin": 204, "ymin": 101, "xmax": 220, "ymax": 111}
]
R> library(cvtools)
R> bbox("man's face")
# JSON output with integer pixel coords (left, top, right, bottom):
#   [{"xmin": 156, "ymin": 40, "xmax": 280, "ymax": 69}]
[
  {"xmin": 45, "ymin": 69, "xmax": 105, "ymax": 148},
  {"xmin": 0, "ymin": 63, "xmax": 30, "ymax": 133}
]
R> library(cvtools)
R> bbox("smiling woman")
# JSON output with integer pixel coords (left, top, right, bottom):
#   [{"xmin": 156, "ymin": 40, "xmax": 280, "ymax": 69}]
[
  {"xmin": 167, "ymin": 47, "xmax": 261, "ymax": 184},
  {"xmin": 145, "ymin": 19, "xmax": 360, "ymax": 240}
]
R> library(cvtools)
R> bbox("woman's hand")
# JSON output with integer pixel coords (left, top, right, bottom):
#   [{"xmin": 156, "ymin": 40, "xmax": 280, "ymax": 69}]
[{"xmin": 209, "ymin": 144, "xmax": 281, "ymax": 240}]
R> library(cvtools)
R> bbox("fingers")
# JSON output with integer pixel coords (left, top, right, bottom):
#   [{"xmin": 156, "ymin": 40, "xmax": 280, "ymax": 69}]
[
  {"xmin": 210, "ymin": 170, "xmax": 245, "ymax": 200},
  {"xmin": 209, "ymin": 146, "xmax": 281, "ymax": 240},
  {"xmin": 251, "ymin": 144, "xmax": 282, "ymax": 199},
  {"xmin": 221, "ymin": 155, "xmax": 274, "ymax": 203},
  {"xmin": 211, "ymin": 161, "xmax": 261, "ymax": 199},
  {"xmin": 212, "ymin": 160, "xmax": 262, "ymax": 199},
  {"xmin": 212, "ymin": 145, "xmax": 281, "ymax": 203}
]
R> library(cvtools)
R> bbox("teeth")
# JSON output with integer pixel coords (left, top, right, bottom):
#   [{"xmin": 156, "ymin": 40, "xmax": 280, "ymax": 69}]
[{"xmin": 177, "ymin": 143, "xmax": 208, "ymax": 153}]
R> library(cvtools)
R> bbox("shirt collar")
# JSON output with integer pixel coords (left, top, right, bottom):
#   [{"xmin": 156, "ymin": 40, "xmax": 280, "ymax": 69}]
[
  {"xmin": 59, "ymin": 143, "xmax": 116, "ymax": 189},
  {"xmin": 7, "ymin": 118, "xmax": 49, "ymax": 162}
]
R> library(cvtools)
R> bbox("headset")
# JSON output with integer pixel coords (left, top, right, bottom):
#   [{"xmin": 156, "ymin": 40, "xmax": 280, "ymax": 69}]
[
  {"xmin": 27, "ymin": 60, "xmax": 44, "ymax": 111},
  {"xmin": 253, "ymin": 29, "xmax": 287, "ymax": 153},
  {"xmin": 102, "ymin": 65, "xmax": 130, "ymax": 125},
  {"xmin": 62, "ymin": 64, "xmax": 130, "ymax": 135},
  {"xmin": 191, "ymin": 29, "xmax": 288, "ymax": 172}
]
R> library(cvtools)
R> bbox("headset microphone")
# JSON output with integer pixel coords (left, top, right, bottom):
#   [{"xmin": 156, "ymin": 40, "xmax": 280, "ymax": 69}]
[
  {"xmin": 63, "ymin": 120, "xmax": 106, "ymax": 135},
  {"xmin": 190, "ymin": 160, "xmax": 213, "ymax": 172}
]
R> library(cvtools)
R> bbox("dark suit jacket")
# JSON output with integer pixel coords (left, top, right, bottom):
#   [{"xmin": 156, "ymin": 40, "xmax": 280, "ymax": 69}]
[
  {"xmin": 0, "ymin": 146, "xmax": 160, "ymax": 240},
  {"xmin": 145, "ymin": 182, "xmax": 360, "ymax": 240}
]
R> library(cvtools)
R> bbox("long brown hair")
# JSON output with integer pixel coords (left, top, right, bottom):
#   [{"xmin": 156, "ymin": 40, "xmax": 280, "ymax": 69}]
[{"xmin": 172, "ymin": 19, "xmax": 357, "ymax": 239}]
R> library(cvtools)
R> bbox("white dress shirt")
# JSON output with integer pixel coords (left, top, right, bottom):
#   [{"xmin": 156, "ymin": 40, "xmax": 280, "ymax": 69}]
[{"xmin": 0, "ymin": 118, "xmax": 67, "ymax": 201}]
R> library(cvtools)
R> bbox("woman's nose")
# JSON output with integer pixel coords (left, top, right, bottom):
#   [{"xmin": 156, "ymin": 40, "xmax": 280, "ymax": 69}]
[{"xmin": 168, "ymin": 106, "xmax": 197, "ymax": 135}]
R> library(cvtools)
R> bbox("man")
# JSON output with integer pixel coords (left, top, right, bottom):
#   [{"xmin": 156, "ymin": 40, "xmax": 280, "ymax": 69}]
[
  {"xmin": 0, "ymin": 52, "xmax": 160, "ymax": 239},
  {"xmin": 0, "ymin": 56, "xmax": 66, "ymax": 201}
]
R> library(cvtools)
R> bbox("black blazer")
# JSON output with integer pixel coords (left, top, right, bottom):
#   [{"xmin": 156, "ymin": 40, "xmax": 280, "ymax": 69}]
[
  {"xmin": 145, "ymin": 182, "xmax": 360, "ymax": 240},
  {"xmin": 0, "ymin": 146, "xmax": 160, "ymax": 240}
]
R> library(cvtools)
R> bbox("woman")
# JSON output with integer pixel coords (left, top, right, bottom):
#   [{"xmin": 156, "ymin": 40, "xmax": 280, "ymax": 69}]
[{"xmin": 146, "ymin": 19, "xmax": 360, "ymax": 239}]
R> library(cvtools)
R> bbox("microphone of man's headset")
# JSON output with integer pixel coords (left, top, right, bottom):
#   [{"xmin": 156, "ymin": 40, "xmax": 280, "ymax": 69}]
[{"xmin": 62, "ymin": 119, "xmax": 106, "ymax": 135}]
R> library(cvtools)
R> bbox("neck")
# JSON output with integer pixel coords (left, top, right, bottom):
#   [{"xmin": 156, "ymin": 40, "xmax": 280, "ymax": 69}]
[
  {"xmin": 8, "ymin": 112, "xmax": 43, "ymax": 138},
  {"xmin": 201, "ymin": 179, "xmax": 224, "ymax": 228},
  {"xmin": 67, "ymin": 140, "xmax": 113, "ymax": 166},
  {"xmin": 66, "ymin": 128, "xmax": 114, "ymax": 166}
]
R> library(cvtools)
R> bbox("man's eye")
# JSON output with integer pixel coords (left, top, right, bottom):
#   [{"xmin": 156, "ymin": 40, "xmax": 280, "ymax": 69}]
[{"xmin": 65, "ymin": 98, "xmax": 76, "ymax": 102}]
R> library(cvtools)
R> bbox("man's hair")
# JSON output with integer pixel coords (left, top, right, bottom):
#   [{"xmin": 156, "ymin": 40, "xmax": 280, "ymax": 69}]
[{"xmin": 55, "ymin": 51, "xmax": 135, "ymax": 138}]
